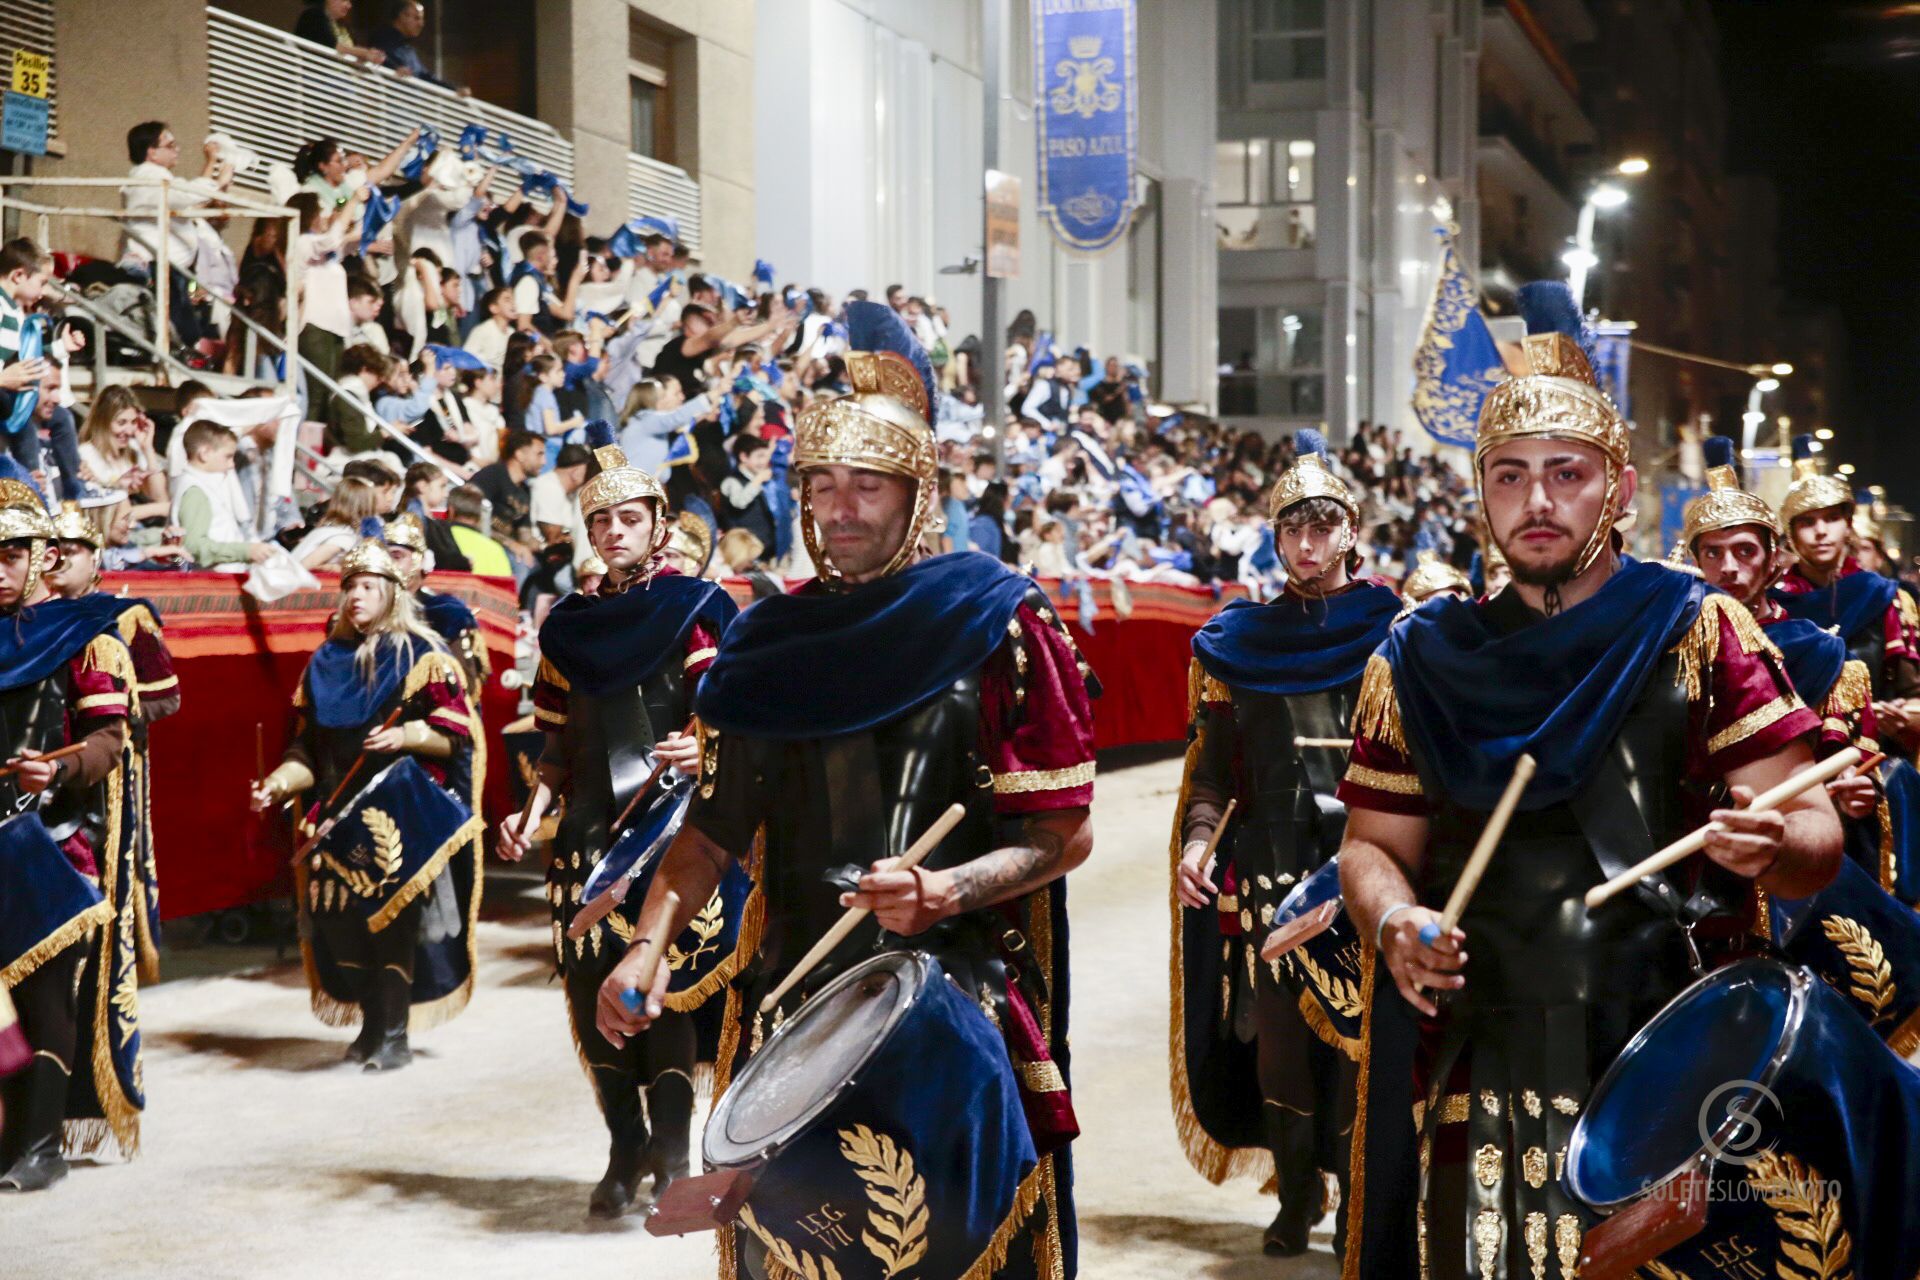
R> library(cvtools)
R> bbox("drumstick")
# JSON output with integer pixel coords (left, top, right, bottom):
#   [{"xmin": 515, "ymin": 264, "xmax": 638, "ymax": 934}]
[
  {"xmin": 1197, "ymin": 797, "xmax": 1236, "ymax": 873},
  {"xmin": 616, "ymin": 888, "xmax": 681, "ymax": 1015},
  {"xmin": 1419, "ymin": 754, "xmax": 1536, "ymax": 946},
  {"xmin": 0, "ymin": 740, "xmax": 91, "ymax": 781},
  {"xmin": 758, "ymin": 802, "xmax": 967, "ymax": 1014},
  {"xmin": 255, "ymin": 722, "xmax": 264, "ymax": 781},
  {"xmin": 1583, "ymin": 746, "xmax": 1861, "ymax": 910},
  {"xmin": 1294, "ymin": 737, "xmax": 1353, "ymax": 750},
  {"xmin": 289, "ymin": 707, "xmax": 406, "ymax": 863}
]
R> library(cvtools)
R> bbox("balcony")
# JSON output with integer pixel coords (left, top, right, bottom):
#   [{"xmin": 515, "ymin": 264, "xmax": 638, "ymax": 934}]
[
  {"xmin": 207, "ymin": 8, "xmax": 701, "ymax": 250},
  {"xmin": 1481, "ymin": 1, "xmax": 1595, "ymax": 149}
]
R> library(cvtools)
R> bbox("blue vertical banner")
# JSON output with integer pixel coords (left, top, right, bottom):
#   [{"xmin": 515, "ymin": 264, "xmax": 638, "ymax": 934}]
[
  {"xmin": 1033, "ymin": 0, "xmax": 1137, "ymax": 253},
  {"xmin": 1591, "ymin": 321, "xmax": 1633, "ymax": 422},
  {"xmin": 1410, "ymin": 225, "xmax": 1507, "ymax": 448},
  {"xmin": 1661, "ymin": 483, "xmax": 1704, "ymax": 558}
]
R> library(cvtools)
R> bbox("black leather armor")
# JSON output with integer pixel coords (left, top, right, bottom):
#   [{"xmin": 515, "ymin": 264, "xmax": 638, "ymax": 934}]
[{"xmin": 0, "ymin": 673, "xmax": 105, "ymax": 849}]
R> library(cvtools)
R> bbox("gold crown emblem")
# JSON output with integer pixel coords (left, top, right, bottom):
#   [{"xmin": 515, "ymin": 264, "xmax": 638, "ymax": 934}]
[
  {"xmin": 1068, "ymin": 35, "xmax": 1103, "ymax": 59},
  {"xmin": 579, "ymin": 445, "xmax": 668, "ymax": 520}
]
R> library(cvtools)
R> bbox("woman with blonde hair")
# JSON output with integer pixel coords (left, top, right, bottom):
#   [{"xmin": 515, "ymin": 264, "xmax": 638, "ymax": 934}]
[
  {"xmin": 251, "ymin": 519, "xmax": 482, "ymax": 1071},
  {"xmin": 288, "ymin": 476, "xmax": 381, "ymax": 570},
  {"xmin": 78, "ymin": 386, "xmax": 168, "ymax": 520}
]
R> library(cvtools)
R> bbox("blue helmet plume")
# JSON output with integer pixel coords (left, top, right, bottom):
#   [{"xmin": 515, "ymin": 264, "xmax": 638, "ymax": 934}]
[
  {"xmin": 1790, "ymin": 433, "xmax": 1815, "ymax": 463},
  {"xmin": 358, "ymin": 516, "xmax": 386, "ymax": 541},
  {"xmin": 844, "ymin": 299, "xmax": 937, "ymax": 422},
  {"xmin": 1516, "ymin": 280, "xmax": 1594, "ymax": 366},
  {"xmin": 585, "ymin": 419, "xmax": 616, "ymax": 450},
  {"xmin": 1702, "ymin": 435, "xmax": 1736, "ymax": 472},
  {"xmin": 1855, "ymin": 488, "xmax": 1874, "ymax": 506},
  {"xmin": 1294, "ymin": 428, "xmax": 1329, "ymax": 460}
]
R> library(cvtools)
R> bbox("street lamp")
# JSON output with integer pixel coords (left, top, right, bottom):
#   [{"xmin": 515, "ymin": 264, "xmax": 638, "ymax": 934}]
[
  {"xmin": 1742, "ymin": 372, "xmax": 1789, "ymax": 455},
  {"xmin": 1617, "ymin": 157, "xmax": 1651, "ymax": 175},
  {"xmin": 1566, "ymin": 183, "xmax": 1631, "ymax": 308}
]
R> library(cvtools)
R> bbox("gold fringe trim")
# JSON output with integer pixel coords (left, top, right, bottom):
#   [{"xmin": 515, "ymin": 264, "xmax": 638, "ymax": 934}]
[
  {"xmin": 1901, "ymin": 588, "xmax": 1920, "ymax": 638},
  {"xmin": 1352, "ymin": 653, "xmax": 1405, "ymax": 755},
  {"xmin": 114, "ymin": 603, "xmax": 162, "ymax": 647},
  {"xmin": 1028, "ymin": 883, "xmax": 1056, "ymax": 1041},
  {"xmin": 402, "ymin": 649, "xmax": 466, "ymax": 702},
  {"xmin": 366, "ymin": 815, "xmax": 485, "ymax": 932},
  {"xmin": 1879, "ymin": 789, "xmax": 1898, "ymax": 896},
  {"xmin": 1168, "ymin": 657, "xmax": 1276, "ymax": 1187},
  {"xmin": 132, "ymin": 745, "xmax": 161, "ymax": 985},
  {"xmin": 1824, "ymin": 659, "xmax": 1873, "ymax": 725},
  {"xmin": 0, "ymin": 899, "xmax": 111, "ymax": 987},
  {"xmin": 954, "ymin": 1154, "xmax": 1051, "ymax": 1280},
  {"xmin": 707, "ymin": 828, "xmax": 767, "ymax": 1100},
  {"xmin": 408, "ymin": 715, "xmax": 488, "ymax": 1036},
  {"xmin": 1672, "ymin": 594, "xmax": 1780, "ymax": 702},
  {"xmin": 79, "ymin": 739, "xmax": 141, "ymax": 1159},
  {"xmin": 662, "ymin": 841, "xmax": 766, "ymax": 1014},
  {"xmin": 293, "ymin": 856, "xmax": 363, "ymax": 1029},
  {"xmin": 1340, "ymin": 942, "xmax": 1378, "ymax": 1280},
  {"xmin": 1299, "ymin": 988, "xmax": 1363, "ymax": 1063}
]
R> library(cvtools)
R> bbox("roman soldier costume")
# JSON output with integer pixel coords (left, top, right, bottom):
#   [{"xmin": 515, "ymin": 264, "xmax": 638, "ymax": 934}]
[
  {"xmin": 1334, "ymin": 287, "xmax": 1825, "ymax": 1279},
  {"xmin": 1171, "ymin": 430, "xmax": 1398, "ymax": 1255},
  {"xmin": 1400, "ymin": 551, "xmax": 1472, "ymax": 610},
  {"xmin": 528, "ymin": 431, "xmax": 740, "ymax": 1216},
  {"xmin": 687, "ymin": 302, "xmax": 1098, "ymax": 1278},
  {"xmin": 50, "ymin": 501, "xmax": 181, "ymax": 982},
  {"xmin": 384, "ymin": 513, "xmax": 489, "ymax": 697},
  {"xmin": 261, "ymin": 519, "xmax": 484, "ymax": 1071},
  {"xmin": 0, "ymin": 482, "xmax": 144, "ymax": 1191}
]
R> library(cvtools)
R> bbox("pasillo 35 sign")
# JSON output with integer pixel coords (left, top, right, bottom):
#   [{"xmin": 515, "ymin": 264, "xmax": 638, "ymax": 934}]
[{"xmin": 1032, "ymin": 0, "xmax": 1137, "ymax": 253}]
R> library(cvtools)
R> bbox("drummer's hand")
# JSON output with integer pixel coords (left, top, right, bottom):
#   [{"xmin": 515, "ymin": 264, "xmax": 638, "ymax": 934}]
[
  {"xmin": 1873, "ymin": 700, "xmax": 1913, "ymax": 735},
  {"xmin": 249, "ymin": 780, "xmax": 280, "ymax": 813},
  {"xmin": 596, "ymin": 941, "xmax": 671, "ymax": 1047},
  {"xmin": 1704, "ymin": 785, "xmax": 1788, "ymax": 879},
  {"xmin": 1175, "ymin": 838, "xmax": 1217, "ymax": 909},
  {"xmin": 9, "ymin": 749, "xmax": 58, "ymax": 795},
  {"xmin": 1827, "ymin": 768, "xmax": 1877, "ymax": 820},
  {"xmin": 842, "ymin": 859, "xmax": 956, "ymax": 936},
  {"xmin": 496, "ymin": 806, "xmax": 539, "ymax": 862},
  {"xmin": 654, "ymin": 731, "xmax": 700, "ymax": 778},
  {"xmin": 1380, "ymin": 905, "xmax": 1465, "ymax": 1019},
  {"xmin": 363, "ymin": 725, "xmax": 405, "ymax": 753}
]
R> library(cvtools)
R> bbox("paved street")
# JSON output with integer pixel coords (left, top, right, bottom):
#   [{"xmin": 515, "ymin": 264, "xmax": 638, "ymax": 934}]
[{"xmin": 8, "ymin": 751, "xmax": 1337, "ymax": 1279}]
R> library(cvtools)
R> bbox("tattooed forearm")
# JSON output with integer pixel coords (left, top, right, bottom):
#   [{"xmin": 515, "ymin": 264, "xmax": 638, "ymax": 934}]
[{"xmin": 947, "ymin": 819, "xmax": 1071, "ymax": 913}]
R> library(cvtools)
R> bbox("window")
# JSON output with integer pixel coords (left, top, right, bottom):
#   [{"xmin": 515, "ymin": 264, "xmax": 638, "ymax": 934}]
[
  {"xmin": 1249, "ymin": 0, "xmax": 1326, "ymax": 83},
  {"xmin": 629, "ymin": 78, "xmax": 659, "ymax": 157},
  {"xmin": 1218, "ymin": 306, "xmax": 1326, "ymax": 417},
  {"xmin": 1215, "ymin": 138, "xmax": 1316, "ymax": 249},
  {"xmin": 629, "ymin": 16, "xmax": 675, "ymax": 164}
]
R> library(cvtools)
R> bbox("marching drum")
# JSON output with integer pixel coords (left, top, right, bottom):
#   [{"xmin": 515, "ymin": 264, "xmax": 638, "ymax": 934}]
[
  {"xmin": 1262, "ymin": 855, "xmax": 1365, "ymax": 1046},
  {"xmin": 1769, "ymin": 853, "xmax": 1920, "ymax": 1057},
  {"xmin": 704, "ymin": 951, "xmax": 1041, "ymax": 1280},
  {"xmin": 304, "ymin": 757, "xmax": 477, "ymax": 924},
  {"xmin": 1565, "ymin": 958, "xmax": 1920, "ymax": 1280}
]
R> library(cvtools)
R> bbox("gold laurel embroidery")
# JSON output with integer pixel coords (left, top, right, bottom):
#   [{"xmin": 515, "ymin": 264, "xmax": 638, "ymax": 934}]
[
  {"xmin": 838, "ymin": 1125, "xmax": 930, "ymax": 1278},
  {"xmin": 1637, "ymin": 1262, "xmax": 1689, "ymax": 1280},
  {"xmin": 1747, "ymin": 1151, "xmax": 1855, "ymax": 1280},
  {"xmin": 738, "ymin": 1204, "xmax": 845, "ymax": 1280},
  {"xmin": 1820, "ymin": 916, "xmax": 1895, "ymax": 1024},
  {"xmin": 364, "ymin": 808, "xmax": 404, "ymax": 884},
  {"xmin": 666, "ymin": 891, "xmax": 726, "ymax": 971},
  {"xmin": 607, "ymin": 913, "xmax": 635, "ymax": 945},
  {"xmin": 1298, "ymin": 949, "xmax": 1365, "ymax": 1020},
  {"xmin": 113, "ymin": 909, "xmax": 140, "ymax": 1049}
]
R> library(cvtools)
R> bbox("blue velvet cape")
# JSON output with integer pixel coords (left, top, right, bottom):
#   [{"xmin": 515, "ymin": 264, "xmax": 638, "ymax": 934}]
[
  {"xmin": 696, "ymin": 552, "xmax": 1035, "ymax": 739},
  {"xmin": 537, "ymin": 573, "xmax": 738, "ymax": 696},
  {"xmin": 1384, "ymin": 558, "xmax": 1706, "ymax": 811},
  {"xmin": 0, "ymin": 593, "xmax": 130, "ymax": 693},
  {"xmin": 305, "ymin": 633, "xmax": 441, "ymax": 728},
  {"xmin": 1771, "ymin": 568, "xmax": 1899, "ymax": 643},
  {"xmin": 1191, "ymin": 581, "xmax": 1401, "ymax": 695},
  {"xmin": 1762, "ymin": 614, "xmax": 1847, "ymax": 710}
]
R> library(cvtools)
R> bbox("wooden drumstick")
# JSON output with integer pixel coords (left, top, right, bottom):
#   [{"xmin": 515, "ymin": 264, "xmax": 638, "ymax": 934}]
[
  {"xmin": 758, "ymin": 802, "xmax": 967, "ymax": 1014},
  {"xmin": 617, "ymin": 888, "xmax": 682, "ymax": 1015},
  {"xmin": 289, "ymin": 706, "xmax": 406, "ymax": 863},
  {"xmin": 1424, "ymin": 754, "xmax": 1537, "ymax": 943},
  {"xmin": 1195, "ymin": 797, "xmax": 1236, "ymax": 874},
  {"xmin": 1293, "ymin": 737, "xmax": 1354, "ymax": 750},
  {"xmin": 0, "ymin": 740, "xmax": 91, "ymax": 781},
  {"xmin": 1583, "ymin": 746, "xmax": 1861, "ymax": 910}
]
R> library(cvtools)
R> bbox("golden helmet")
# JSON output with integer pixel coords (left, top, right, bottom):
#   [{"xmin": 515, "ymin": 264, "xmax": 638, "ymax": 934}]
[
  {"xmin": 1778, "ymin": 433, "xmax": 1852, "ymax": 528},
  {"xmin": 1681, "ymin": 435, "xmax": 1778, "ymax": 553},
  {"xmin": 1401, "ymin": 550, "xmax": 1472, "ymax": 605},
  {"xmin": 50, "ymin": 499, "xmax": 102, "ymax": 549},
  {"xmin": 338, "ymin": 516, "xmax": 404, "ymax": 583},
  {"xmin": 666, "ymin": 510, "xmax": 713, "ymax": 573},
  {"xmin": 384, "ymin": 512, "xmax": 429, "ymax": 557},
  {"xmin": 578, "ymin": 421, "xmax": 669, "ymax": 522},
  {"xmin": 1268, "ymin": 428, "xmax": 1359, "ymax": 526}
]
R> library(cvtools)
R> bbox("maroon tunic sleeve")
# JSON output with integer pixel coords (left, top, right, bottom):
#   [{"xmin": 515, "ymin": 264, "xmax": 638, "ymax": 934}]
[
  {"xmin": 978, "ymin": 602, "xmax": 1096, "ymax": 815},
  {"xmin": 1685, "ymin": 608, "xmax": 1820, "ymax": 781}
]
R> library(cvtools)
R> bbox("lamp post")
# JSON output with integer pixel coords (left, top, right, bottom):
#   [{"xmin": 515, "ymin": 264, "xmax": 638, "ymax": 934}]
[
  {"xmin": 1742, "ymin": 376, "xmax": 1781, "ymax": 456},
  {"xmin": 1565, "ymin": 183, "xmax": 1629, "ymax": 309}
]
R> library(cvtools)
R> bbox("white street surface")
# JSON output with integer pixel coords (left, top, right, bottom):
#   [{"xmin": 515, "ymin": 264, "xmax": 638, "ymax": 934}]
[{"xmin": 8, "ymin": 751, "xmax": 1337, "ymax": 1278}]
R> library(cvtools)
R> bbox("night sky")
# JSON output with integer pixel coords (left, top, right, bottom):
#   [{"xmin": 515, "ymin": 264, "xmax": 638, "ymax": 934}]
[{"xmin": 1719, "ymin": 1, "xmax": 1920, "ymax": 510}]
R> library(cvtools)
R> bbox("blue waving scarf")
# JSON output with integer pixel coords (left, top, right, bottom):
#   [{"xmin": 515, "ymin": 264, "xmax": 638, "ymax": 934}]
[
  {"xmin": 1192, "ymin": 582, "xmax": 1401, "ymax": 696},
  {"xmin": 1762, "ymin": 614, "xmax": 1847, "ymax": 710},
  {"xmin": 417, "ymin": 589, "xmax": 478, "ymax": 649},
  {"xmin": 697, "ymin": 553, "xmax": 1035, "ymax": 739},
  {"xmin": 1771, "ymin": 569, "xmax": 1898, "ymax": 645},
  {"xmin": 1386, "ymin": 559, "xmax": 1706, "ymax": 811},
  {"xmin": 0, "ymin": 594, "xmax": 130, "ymax": 694},
  {"xmin": 538, "ymin": 572, "xmax": 738, "ymax": 696},
  {"xmin": 304, "ymin": 633, "xmax": 439, "ymax": 729}
]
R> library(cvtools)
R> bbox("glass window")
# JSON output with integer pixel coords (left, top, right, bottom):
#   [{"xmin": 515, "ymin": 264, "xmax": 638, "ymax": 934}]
[
  {"xmin": 1216, "ymin": 205, "xmax": 1316, "ymax": 250},
  {"xmin": 629, "ymin": 78, "xmax": 658, "ymax": 158},
  {"xmin": 1246, "ymin": 140, "xmax": 1271, "ymax": 205},
  {"xmin": 1215, "ymin": 141, "xmax": 1248, "ymax": 207},
  {"xmin": 1248, "ymin": 0, "xmax": 1327, "ymax": 83},
  {"xmin": 1283, "ymin": 140, "xmax": 1315, "ymax": 201}
]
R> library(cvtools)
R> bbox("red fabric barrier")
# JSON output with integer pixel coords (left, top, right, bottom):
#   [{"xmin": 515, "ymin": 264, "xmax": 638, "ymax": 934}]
[{"xmin": 103, "ymin": 570, "xmax": 519, "ymax": 921}]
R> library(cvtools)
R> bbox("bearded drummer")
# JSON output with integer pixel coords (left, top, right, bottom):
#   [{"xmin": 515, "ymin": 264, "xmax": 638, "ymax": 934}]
[
  {"xmin": 596, "ymin": 301, "xmax": 1097, "ymax": 1279},
  {"xmin": 495, "ymin": 428, "xmax": 738, "ymax": 1217},
  {"xmin": 1332, "ymin": 284, "xmax": 1843, "ymax": 1277},
  {"xmin": 1171, "ymin": 430, "xmax": 1399, "ymax": 1258}
]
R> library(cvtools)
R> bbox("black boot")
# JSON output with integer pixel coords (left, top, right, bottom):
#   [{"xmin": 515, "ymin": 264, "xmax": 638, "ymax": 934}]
[
  {"xmin": 645, "ymin": 1071, "xmax": 695, "ymax": 1195},
  {"xmin": 362, "ymin": 967, "xmax": 412, "ymax": 1072},
  {"xmin": 1262, "ymin": 1110, "xmax": 1320, "ymax": 1257},
  {"xmin": 587, "ymin": 1066, "xmax": 649, "ymax": 1219},
  {"xmin": 345, "ymin": 975, "xmax": 381, "ymax": 1064},
  {"xmin": 0, "ymin": 1057, "xmax": 71, "ymax": 1193}
]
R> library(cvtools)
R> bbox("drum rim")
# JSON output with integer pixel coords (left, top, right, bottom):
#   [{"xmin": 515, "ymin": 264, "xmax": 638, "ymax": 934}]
[
  {"xmin": 1564, "ymin": 957, "xmax": 1810, "ymax": 1213},
  {"xmin": 702, "ymin": 949, "xmax": 934, "ymax": 1169},
  {"xmin": 578, "ymin": 773, "xmax": 694, "ymax": 904},
  {"xmin": 1273, "ymin": 853, "xmax": 1340, "ymax": 920}
]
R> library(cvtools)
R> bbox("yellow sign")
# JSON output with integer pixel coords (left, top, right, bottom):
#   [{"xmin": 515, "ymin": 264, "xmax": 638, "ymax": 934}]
[{"xmin": 10, "ymin": 50, "xmax": 48, "ymax": 99}]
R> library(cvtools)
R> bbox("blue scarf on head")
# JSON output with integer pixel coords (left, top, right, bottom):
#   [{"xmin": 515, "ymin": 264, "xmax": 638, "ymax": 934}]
[
  {"xmin": 1386, "ymin": 558, "xmax": 1707, "ymax": 811},
  {"xmin": 1192, "ymin": 581, "xmax": 1401, "ymax": 696},
  {"xmin": 0, "ymin": 594, "xmax": 128, "ymax": 693},
  {"xmin": 696, "ymin": 552, "xmax": 1036, "ymax": 739},
  {"xmin": 304, "ymin": 633, "xmax": 439, "ymax": 729},
  {"xmin": 1772, "ymin": 569, "xmax": 1899, "ymax": 645},
  {"xmin": 538, "ymin": 572, "xmax": 738, "ymax": 696},
  {"xmin": 1762, "ymin": 613, "xmax": 1847, "ymax": 710},
  {"xmin": 416, "ymin": 589, "xmax": 478, "ymax": 649}
]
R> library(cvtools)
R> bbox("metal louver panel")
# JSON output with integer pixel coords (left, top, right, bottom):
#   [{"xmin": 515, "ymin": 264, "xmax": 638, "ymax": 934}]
[
  {"xmin": 0, "ymin": 0, "xmax": 57, "ymax": 145},
  {"xmin": 628, "ymin": 151, "xmax": 701, "ymax": 254},
  {"xmin": 207, "ymin": 7, "xmax": 572, "ymax": 205}
]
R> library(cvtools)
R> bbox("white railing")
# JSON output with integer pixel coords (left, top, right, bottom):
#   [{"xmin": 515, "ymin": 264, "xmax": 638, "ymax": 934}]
[
  {"xmin": 627, "ymin": 151, "xmax": 703, "ymax": 253},
  {"xmin": 206, "ymin": 7, "xmax": 573, "ymax": 204}
]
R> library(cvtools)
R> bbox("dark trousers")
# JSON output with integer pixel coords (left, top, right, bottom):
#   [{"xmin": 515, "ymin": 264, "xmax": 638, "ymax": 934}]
[{"xmin": 563, "ymin": 947, "xmax": 696, "ymax": 1161}]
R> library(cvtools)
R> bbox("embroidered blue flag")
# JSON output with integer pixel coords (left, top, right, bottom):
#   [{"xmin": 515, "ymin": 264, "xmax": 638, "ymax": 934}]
[{"xmin": 1411, "ymin": 225, "xmax": 1506, "ymax": 448}]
